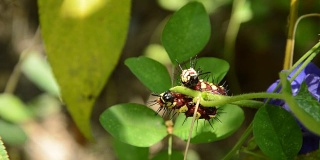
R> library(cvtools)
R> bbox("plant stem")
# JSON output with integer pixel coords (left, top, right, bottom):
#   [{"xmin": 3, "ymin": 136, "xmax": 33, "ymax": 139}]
[
  {"xmin": 289, "ymin": 40, "xmax": 320, "ymax": 83},
  {"xmin": 289, "ymin": 40, "xmax": 320, "ymax": 73},
  {"xmin": 170, "ymin": 86, "xmax": 201, "ymax": 98},
  {"xmin": 283, "ymin": 0, "xmax": 299, "ymax": 69},
  {"xmin": 183, "ymin": 97, "xmax": 200, "ymax": 160},
  {"xmin": 200, "ymin": 92, "xmax": 284, "ymax": 107},
  {"xmin": 223, "ymin": 0, "xmax": 246, "ymax": 94},
  {"xmin": 230, "ymin": 100, "xmax": 264, "ymax": 109},
  {"xmin": 168, "ymin": 134, "xmax": 172, "ymax": 160},
  {"xmin": 4, "ymin": 58, "xmax": 23, "ymax": 94},
  {"xmin": 4, "ymin": 28, "xmax": 41, "ymax": 94},
  {"xmin": 223, "ymin": 122, "xmax": 253, "ymax": 160},
  {"xmin": 240, "ymin": 149, "xmax": 269, "ymax": 160},
  {"xmin": 170, "ymin": 86, "xmax": 283, "ymax": 107},
  {"xmin": 265, "ymin": 40, "xmax": 320, "ymax": 104}
]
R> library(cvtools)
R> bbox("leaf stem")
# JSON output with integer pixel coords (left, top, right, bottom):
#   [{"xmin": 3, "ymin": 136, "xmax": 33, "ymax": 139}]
[
  {"xmin": 168, "ymin": 134, "xmax": 172, "ymax": 160},
  {"xmin": 230, "ymin": 100, "xmax": 265, "ymax": 109},
  {"xmin": 170, "ymin": 86, "xmax": 282, "ymax": 108},
  {"xmin": 289, "ymin": 41, "xmax": 320, "ymax": 83},
  {"xmin": 170, "ymin": 86, "xmax": 201, "ymax": 98},
  {"xmin": 200, "ymin": 92, "xmax": 283, "ymax": 107}
]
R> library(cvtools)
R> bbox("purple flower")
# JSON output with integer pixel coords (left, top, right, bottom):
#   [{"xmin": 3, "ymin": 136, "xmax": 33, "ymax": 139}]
[{"xmin": 266, "ymin": 62, "xmax": 320, "ymax": 154}]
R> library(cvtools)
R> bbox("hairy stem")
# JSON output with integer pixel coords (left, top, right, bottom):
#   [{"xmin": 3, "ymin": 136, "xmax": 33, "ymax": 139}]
[{"xmin": 200, "ymin": 92, "xmax": 283, "ymax": 107}]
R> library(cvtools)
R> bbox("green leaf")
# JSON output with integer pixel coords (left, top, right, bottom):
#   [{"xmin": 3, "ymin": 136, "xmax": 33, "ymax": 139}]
[
  {"xmin": 125, "ymin": 57, "xmax": 172, "ymax": 93},
  {"xmin": 113, "ymin": 139, "xmax": 149, "ymax": 160},
  {"xmin": 38, "ymin": 0, "xmax": 131, "ymax": 139},
  {"xmin": 162, "ymin": 1, "xmax": 211, "ymax": 64},
  {"xmin": 0, "ymin": 120, "xmax": 27, "ymax": 145},
  {"xmin": 289, "ymin": 82, "xmax": 320, "ymax": 135},
  {"xmin": 100, "ymin": 103, "xmax": 167, "ymax": 147},
  {"xmin": 0, "ymin": 137, "xmax": 9, "ymax": 160},
  {"xmin": 280, "ymin": 72, "xmax": 320, "ymax": 135},
  {"xmin": 173, "ymin": 104, "xmax": 244, "ymax": 143},
  {"xmin": 157, "ymin": 0, "xmax": 232, "ymax": 14},
  {"xmin": 152, "ymin": 150, "xmax": 184, "ymax": 160},
  {"xmin": 0, "ymin": 94, "xmax": 32, "ymax": 123},
  {"xmin": 195, "ymin": 57, "xmax": 229, "ymax": 84},
  {"xmin": 21, "ymin": 52, "xmax": 60, "ymax": 96},
  {"xmin": 253, "ymin": 105, "xmax": 302, "ymax": 160},
  {"xmin": 294, "ymin": 82, "xmax": 320, "ymax": 135},
  {"xmin": 27, "ymin": 94, "xmax": 61, "ymax": 118}
]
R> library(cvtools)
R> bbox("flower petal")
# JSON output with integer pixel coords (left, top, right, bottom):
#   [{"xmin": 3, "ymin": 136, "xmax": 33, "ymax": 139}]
[{"xmin": 305, "ymin": 74, "xmax": 320, "ymax": 101}]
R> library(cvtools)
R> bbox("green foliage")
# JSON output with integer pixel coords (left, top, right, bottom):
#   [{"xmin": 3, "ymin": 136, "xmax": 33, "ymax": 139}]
[
  {"xmin": 162, "ymin": 2, "xmax": 211, "ymax": 64},
  {"xmin": 101, "ymin": 2, "xmax": 243, "ymax": 153},
  {"xmin": 152, "ymin": 150, "xmax": 184, "ymax": 160},
  {"xmin": 100, "ymin": 103, "xmax": 167, "ymax": 147},
  {"xmin": 99, "ymin": 1, "xmax": 320, "ymax": 159},
  {"xmin": 280, "ymin": 72, "xmax": 320, "ymax": 135},
  {"xmin": 125, "ymin": 57, "xmax": 172, "ymax": 93},
  {"xmin": 21, "ymin": 52, "xmax": 60, "ymax": 96},
  {"xmin": 173, "ymin": 104, "xmax": 244, "ymax": 143},
  {"xmin": 158, "ymin": 0, "xmax": 232, "ymax": 13},
  {"xmin": 0, "ymin": 120, "xmax": 27, "ymax": 145},
  {"xmin": 0, "ymin": 137, "xmax": 9, "ymax": 160},
  {"xmin": 38, "ymin": 0, "xmax": 131, "ymax": 139},
  {"xmin": 113, "ymin": 139, "xmax": 149, "ymax": 160},
  {"xmin": 0, "ymin": 94, "xmax": 32, "ymax": 123},
  {"xmin": 194, "ymin": 57, "xmax": 229, "ymax": 84},
  {"xmin": 253, "ymin": 105, "xmax": 302, "ymax": 159}
]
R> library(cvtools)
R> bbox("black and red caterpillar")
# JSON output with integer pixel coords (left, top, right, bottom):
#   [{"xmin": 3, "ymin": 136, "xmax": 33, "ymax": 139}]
[
  {"xmin": 152, "ymin": 90, "xmax": 220, "ymax": 128},
  {"xmin": 151, "ymin": 57, "xmax": 227, "ymax": 128}
]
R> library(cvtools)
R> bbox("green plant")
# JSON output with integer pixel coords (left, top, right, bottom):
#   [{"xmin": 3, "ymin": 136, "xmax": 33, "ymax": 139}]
[{"xmin": 99, "ymin": 2, "xmax": 320, "ymax": 159}]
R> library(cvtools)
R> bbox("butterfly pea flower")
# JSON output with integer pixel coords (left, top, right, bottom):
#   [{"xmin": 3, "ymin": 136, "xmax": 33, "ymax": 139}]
[{"xmin": 266, "ymin": 62, "xmax": 320, "ymax": 154}]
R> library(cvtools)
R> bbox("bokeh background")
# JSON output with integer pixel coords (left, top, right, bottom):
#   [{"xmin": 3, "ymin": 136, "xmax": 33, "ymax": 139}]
[{"xmin": 0, "ymin": 0, "xmax": 320, "ymax": 159}]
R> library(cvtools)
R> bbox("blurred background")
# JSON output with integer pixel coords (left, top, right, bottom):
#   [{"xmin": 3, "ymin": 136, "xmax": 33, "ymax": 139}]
[{"xmin": 0, "ymin": 0, "xmax": 320, "ymax": 159}]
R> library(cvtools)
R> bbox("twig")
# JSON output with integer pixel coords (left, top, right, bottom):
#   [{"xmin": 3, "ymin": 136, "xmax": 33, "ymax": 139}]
[{"xmin": 183, "ymin": 97, "xmax": 200, "ymax": 160}]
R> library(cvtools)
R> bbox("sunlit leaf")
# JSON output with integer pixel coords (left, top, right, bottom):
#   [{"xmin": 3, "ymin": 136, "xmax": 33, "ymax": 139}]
[
  {"xmin": 21, "ymin": 52, "xmax": 60, "ymax": 96},
  {"xmin": 253, "ymin": 105, "xmax": 302, "ymax": 159},
  {"xmin": 194, "ymin": 57, "xmax": 229, "ymax": 84},
  {"xmin": 125, "ymin": 57, "xmax": 171, "ymax": 93},
  {"xmin": 38, "ymin": 0, "xmax": 130, "ymax": 139},
  {"xmin": 234, "ymin": 0, "xmax": 252, "ymax": 23},
  {"xmin": 144, "ymin": 44, "xmax": 171, "ymax": 65},
  {"xmin": 0, "ymin": 94, "xmax": 32, "ymax": 123},
  {"xmin": 100, "ymin": 103, "xmax": 167, "ymax": 147},
  {"xmin": 173, "ymin": 104, "xmax": 244, "ymax": 143},
  {"xmin": 162, "ymin": 1, "xmax": 211, "ymax": 64}
]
